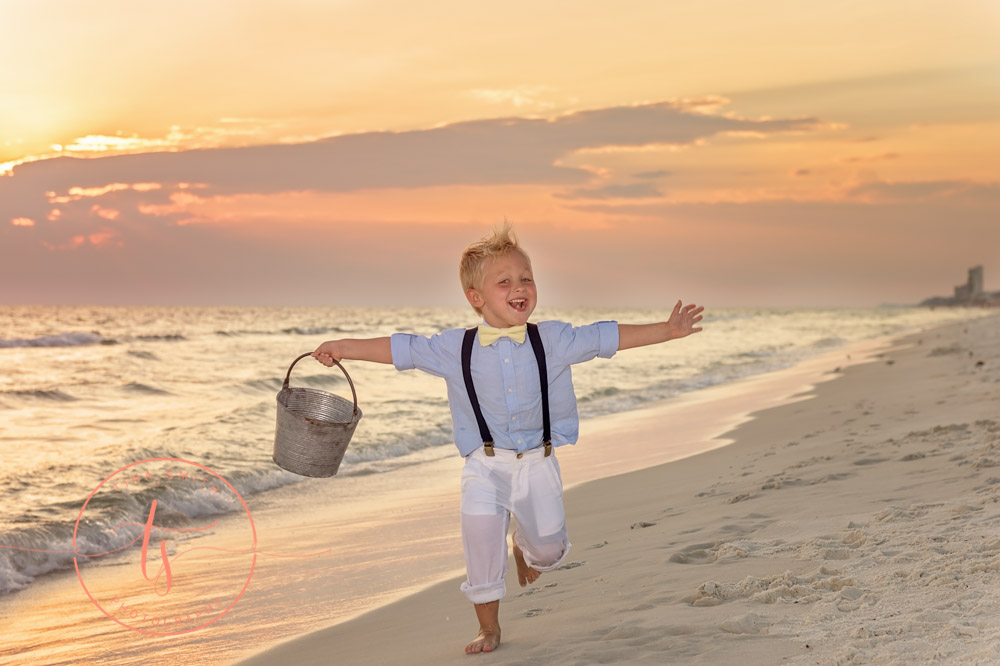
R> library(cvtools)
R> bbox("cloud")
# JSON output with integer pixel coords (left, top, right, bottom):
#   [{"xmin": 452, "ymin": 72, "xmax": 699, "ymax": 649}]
[
  {"xmin": 0, "ymin": 99, "xmax": 840, "ymax": 303},
  {"xmin": 845, "ymin": 179, "xmax": 1000, "ymax": 204},
  {"xmin": 1, "ymin": 121, "xmax": 296, "ymax": 177},
  {"xmin": 1, "ymin": 100, "xmax": 825, "ymax": 227},
  {"xmin": 633, "ymin": 169, "xmax": 671, "ymax": 179},
  {"xmin": 40, "ymin": 227, "xmax": 123, "ymax": 251},
  {"xmin": 840, "ymin": 152, "xmax": 899, "ymax": 163},
  {"xmin": 555, "ymin": 182, "xmax": 664, "ymax": 200}
]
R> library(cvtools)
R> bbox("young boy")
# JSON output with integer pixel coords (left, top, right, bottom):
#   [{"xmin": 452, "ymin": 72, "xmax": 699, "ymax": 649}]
[{"xmin": 312, "ymin": 224, "xmax": 703, "ymax": 655}]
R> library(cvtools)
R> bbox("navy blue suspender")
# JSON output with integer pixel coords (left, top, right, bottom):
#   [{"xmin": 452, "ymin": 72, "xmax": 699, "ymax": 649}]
[{"xmin": 461, "ymin": 323, "xmax": 551, "ymax": 457}]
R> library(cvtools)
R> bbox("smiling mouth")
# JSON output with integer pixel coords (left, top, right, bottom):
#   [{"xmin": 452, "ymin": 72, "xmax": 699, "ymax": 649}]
[{"xmin": 509, "ymin": 299, "xmax": 527, "ymax": 311}]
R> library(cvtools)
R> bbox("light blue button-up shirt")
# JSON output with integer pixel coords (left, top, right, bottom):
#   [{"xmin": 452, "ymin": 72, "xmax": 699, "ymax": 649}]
[{"xmin": 391, "ymin": 320, "xmax": 619, "ymax": 457}]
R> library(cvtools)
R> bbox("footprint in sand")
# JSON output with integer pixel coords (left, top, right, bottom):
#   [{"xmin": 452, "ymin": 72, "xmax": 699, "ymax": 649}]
[
  {"xmin": 691, "ymin": 566, "xmax": 862, "ymax": 608},
  {"xmin": 719, "ymin": 612, "xmax": 772, "ymax": 635},
  {"xmin": 900, "ymin": 452, "xmax": 926, "ymax": 461},
  {"xmin": 812, "ymin": 472, "xmax": 852, "ymax": 485},
  {"xmin": 559, "ymin": 561, "xmax": 585, "ymax": 570},
  {"xmin": 669, "ymin": 542, "xmax": 720, "ymax": 565},
  {"xmin": 974, "ymin": 477, "xmax": 1000, "ymax": 494}
]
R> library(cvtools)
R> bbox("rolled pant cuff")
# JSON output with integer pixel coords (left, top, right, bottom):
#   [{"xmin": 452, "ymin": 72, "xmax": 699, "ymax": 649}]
[
  {"xmin": 460, "ymin": 579, "xmax": 506, "ymax": 604},
  {"xmin": 517, "ymin": 539, "xmax": 573, "ymax": 573}
]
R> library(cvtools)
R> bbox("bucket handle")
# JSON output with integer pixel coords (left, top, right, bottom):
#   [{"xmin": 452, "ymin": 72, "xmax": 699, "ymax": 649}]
[{"xmin": 283, "ymin": 352, "xmax": 359, "ymax": 418}]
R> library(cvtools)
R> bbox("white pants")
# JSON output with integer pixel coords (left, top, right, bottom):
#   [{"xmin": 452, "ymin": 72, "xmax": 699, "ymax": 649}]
[{"xmin": 459, "ymin": 446, "xmax": 571, "ymax": 604}]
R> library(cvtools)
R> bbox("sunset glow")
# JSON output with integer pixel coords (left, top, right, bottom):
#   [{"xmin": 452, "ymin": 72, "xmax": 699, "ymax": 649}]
[{"xmin": 1, "ymin": 1, "xmax": 997, "ymax": 306}]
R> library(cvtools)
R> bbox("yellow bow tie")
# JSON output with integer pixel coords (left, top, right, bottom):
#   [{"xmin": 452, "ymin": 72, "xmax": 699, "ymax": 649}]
[{"xmin": 478, "ymin": 324, "xmax": 527, "ymax": 346}]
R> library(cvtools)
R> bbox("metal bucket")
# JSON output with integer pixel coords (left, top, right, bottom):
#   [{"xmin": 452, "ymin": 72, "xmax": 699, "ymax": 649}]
[{"xmin": 273, "ymin": 352, "xmax": 362, "ymax": 477}]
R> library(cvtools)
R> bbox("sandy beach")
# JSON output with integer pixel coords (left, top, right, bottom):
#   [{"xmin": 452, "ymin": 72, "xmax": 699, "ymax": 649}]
[{"xmin": 234, "ymin": 311, "xmax": 1000, "ymax": 665}]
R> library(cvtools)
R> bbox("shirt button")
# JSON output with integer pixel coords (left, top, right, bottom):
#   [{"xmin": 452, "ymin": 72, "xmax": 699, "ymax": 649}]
[
  {"xmin": 507, "ymin": 388, "xmax": 512, "ymax": 393},
  {"xmin": 511, "ymin": 416, "xmax": 517, "ymax": 422},
  {"xmin": 504, "ymin": 358, "xmax": 510, "ymax": 364},
  {"xmin": 517, "ymin": 439, "xmax": 523, "ymax": 444}
]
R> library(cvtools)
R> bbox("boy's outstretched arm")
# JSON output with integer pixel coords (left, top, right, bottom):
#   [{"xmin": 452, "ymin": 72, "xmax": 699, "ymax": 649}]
[
  {"xmin": 618, "ymin": 300, "xmax": 704, "ymax": 351},
  {"xmin": 312, "ymin": 337, "xmax": 393, "ymax": 366}
]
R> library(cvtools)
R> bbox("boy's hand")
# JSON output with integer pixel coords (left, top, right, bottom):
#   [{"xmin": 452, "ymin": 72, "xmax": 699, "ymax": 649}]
[
  {"xmin": 312, "ymin": 341, "xmax": 343, "ymax": 367},
  {"xmin": 666, "ymin": 300, "xmax": 704, "ymax": 340}
]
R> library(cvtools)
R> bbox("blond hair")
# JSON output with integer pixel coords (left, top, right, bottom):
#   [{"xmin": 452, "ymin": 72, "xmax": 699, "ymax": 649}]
[{"xmin": 459, "ymin": 221, "xmax": 531, "ymax": 314}]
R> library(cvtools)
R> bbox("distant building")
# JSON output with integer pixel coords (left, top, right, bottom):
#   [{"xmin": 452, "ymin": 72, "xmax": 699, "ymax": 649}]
[
  {"xmin": 923, "ymin": 265, "xmax": 1000, "ymax": 307},
  {"xmin": 954, "ymin": 266, "xmax": 983, "ymax": 302}
]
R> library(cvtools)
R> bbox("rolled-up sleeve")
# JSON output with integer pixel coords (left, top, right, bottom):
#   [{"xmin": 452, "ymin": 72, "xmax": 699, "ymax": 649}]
[
  {"xmin": 594, "ymin": 320, "xmax": 619, "ymax": 359},
  {"xmin": 390, "ymin": 333, "xmax": 417, "ymax": 371}
]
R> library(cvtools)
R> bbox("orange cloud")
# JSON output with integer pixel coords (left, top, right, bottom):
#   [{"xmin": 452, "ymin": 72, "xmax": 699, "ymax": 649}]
[
  {"xmin": 43, "ymin": 236, "xmax": 86, "ymax": 251},
  {"xmin": 41, "ymin": 227, "xmax": 122, "ymax": 251},
  {"xmin": 47, "ymin": 182, "xmax": 161, "ymax": 203},
  {"xmin": 90, "ymin": 205, "xmax": 121, "ymax": 220},
  {"xmin": 840, "ymin": 152, "xmax": 900, "ymax": 163},
  {"xmin": 134, "ymin": 185, "xmax": 603, "ymax": 231},
  {"xmin": 11, "ymin": 217, "xmax": 35, "ymax": 227},
  {"xmin": 88, "ymin": 228, "xmax": 123, "ymax": 248},
  {"xmin": 844, "ymin": 179, "xmax": 1000, "ymax": 204}
]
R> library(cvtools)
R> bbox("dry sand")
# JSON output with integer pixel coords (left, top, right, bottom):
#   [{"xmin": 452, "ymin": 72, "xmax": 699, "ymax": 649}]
[{"xmin": 238, "ymin": 313, "xmax": 1000, "ymax": 665}]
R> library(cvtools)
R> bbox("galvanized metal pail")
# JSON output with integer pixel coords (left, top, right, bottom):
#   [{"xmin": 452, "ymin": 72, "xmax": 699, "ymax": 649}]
[{"xmin": 273, "ymin": 352, "xmax": 362, "ymax": 477}]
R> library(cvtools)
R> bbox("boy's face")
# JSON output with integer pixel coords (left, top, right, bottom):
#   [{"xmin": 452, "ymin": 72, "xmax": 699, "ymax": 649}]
[{"xmin": 466, "ymin": 251, "xmax": 537, "ymax": 328}]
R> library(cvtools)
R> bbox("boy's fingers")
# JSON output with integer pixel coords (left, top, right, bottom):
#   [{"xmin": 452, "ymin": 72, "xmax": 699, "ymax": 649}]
[{"xmin": 311, "ymin": 351, "xmax": 334, "ymax": 366}]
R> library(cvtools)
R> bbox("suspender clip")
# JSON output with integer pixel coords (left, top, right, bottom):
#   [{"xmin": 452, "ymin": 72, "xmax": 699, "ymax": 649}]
[
  {"xmin": 543, "ymin": 442, "xmax": 552, "ymax": 457},
  {"xmin": 484, "ymin": 442, "xmax": 495, "ymax": 457}
]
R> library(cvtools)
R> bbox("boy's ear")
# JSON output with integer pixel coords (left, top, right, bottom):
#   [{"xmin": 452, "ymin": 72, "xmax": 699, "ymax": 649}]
[{"xmin": 465, "ymin": 288, "xmax": 484, "ymax": 309}]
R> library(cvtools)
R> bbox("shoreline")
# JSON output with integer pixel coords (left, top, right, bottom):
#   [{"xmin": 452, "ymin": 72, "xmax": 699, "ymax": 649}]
[{"xmin": 235, "ymin": 316, "xmax": 1000, "ymax": 665}]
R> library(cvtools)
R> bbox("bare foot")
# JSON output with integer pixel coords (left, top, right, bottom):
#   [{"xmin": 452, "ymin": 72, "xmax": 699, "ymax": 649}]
[
  {"xmin": 512, "ymin": 540, "xmax": 541, "ymax": 587},
  {"xmin": 466, "ymin": 600, "xmax": 501, "ymax": 655},
  {"xmin": 465, "ymin": 628, "xmax": 501, "ymax": 654}
]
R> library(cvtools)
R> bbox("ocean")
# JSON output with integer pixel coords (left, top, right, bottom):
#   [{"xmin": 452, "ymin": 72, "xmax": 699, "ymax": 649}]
[{"xmin": 0, "ymin": 304, "xmax": 980, "ymax": 601}]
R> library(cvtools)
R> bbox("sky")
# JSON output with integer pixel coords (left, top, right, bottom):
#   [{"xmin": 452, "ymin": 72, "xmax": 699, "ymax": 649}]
[{"xmin": 1, "ymin": 0, "xmax": 998, "ymax": 308}]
